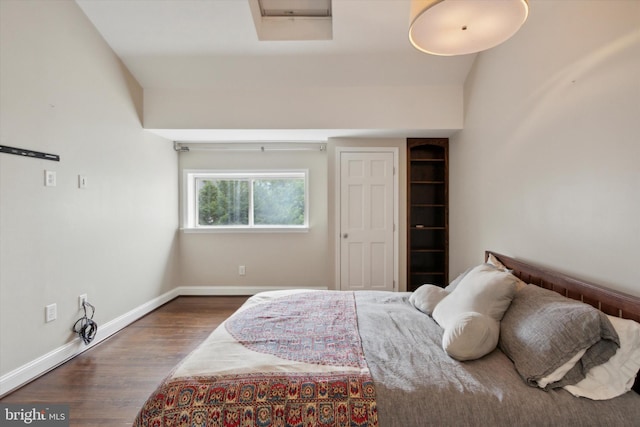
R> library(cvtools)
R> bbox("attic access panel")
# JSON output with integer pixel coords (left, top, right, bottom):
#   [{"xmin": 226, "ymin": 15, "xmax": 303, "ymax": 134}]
[
  {"xmin": 249, "ymin": 0, "xmax": 332, "ymax": 41},
  {"xmin": 258, "ymin": 0, "xmax": 331, "ymax": 17}
]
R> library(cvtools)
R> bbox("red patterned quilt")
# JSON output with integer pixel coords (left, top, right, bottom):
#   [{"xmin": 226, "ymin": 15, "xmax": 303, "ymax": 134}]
[
  {"xmin": 133, "ymin": 291, "xmax": 378, "ymax": 427},
  {"xmin": 134, "ymin": 373, "xmax": 377, "ymax": 427}
]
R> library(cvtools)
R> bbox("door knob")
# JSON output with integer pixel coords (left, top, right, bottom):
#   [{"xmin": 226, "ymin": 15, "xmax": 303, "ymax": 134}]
[{"xmin": 343, "ymin": 233, "xmax": 348, "ymax": 238}]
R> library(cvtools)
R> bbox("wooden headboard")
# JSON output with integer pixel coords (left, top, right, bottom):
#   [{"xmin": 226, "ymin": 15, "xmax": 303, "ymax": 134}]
[{"xmin": 485, "ymin": 251, "xmax": 640, "ymax": 394}]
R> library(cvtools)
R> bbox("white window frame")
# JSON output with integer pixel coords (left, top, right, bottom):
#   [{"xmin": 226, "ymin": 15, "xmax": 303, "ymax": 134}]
[{"xmin": 183, "ymin": 169, "xmax": 309, "ymax": 233}]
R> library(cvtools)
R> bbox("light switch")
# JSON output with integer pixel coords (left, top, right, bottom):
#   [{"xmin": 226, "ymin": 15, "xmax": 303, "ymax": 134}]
[
  {"xmin": 45, "ymin": 303, "xmax": 57, "ymax": 322},
  {"xmin": 78, "ymin": 175, "xmax": 88, "ymax": 189}
]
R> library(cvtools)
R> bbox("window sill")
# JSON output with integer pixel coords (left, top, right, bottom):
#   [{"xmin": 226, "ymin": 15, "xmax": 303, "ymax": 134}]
[{"xmin": 181, "ymin": 227, "xmax": 309, "ymax": 234}]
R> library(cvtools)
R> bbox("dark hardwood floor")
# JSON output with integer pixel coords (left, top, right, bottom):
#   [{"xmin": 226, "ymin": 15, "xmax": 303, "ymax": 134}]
[{"xmin": 0, "ymin": 296, "xmax": 248, "ymax": 426}]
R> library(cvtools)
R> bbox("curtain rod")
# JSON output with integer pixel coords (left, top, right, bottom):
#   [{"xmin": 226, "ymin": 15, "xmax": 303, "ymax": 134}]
[{"xmin": 173, "ymin": 141, "xmax": 326, "ymax": 153}]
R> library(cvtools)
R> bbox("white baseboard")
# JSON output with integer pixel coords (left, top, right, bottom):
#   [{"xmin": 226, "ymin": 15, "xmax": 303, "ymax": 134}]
[
  {"xmin": 0, "ymin": 285, "xmax": 327, "ymax": 397},
  {"xmin": 176, "ymin": 285, "xmax": 327, "ymax": 295},
  {"xmin": 0, "ymin": 288, "xmax": 179, "ymax": 397}
]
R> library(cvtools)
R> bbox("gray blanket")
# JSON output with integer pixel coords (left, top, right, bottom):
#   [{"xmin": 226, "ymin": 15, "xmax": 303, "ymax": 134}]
[{"xmin": 355, "ymin": 291, "xmax": 640, "ymax": 427}]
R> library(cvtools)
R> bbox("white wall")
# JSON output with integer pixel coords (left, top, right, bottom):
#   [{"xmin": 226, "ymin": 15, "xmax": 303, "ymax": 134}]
[
  {"xmin": 144, "ymin": 85, "xmax": 463, "ymax": 133},
  {"xmin": 0, "ymin": 0, "xmax": 178, "ymax": 378},
  {"xmin": 450, "ymin": 1, "xmax": 640, "ymax": 295},
  {"xmin": 177, "ymin": 148, "xmax": 329, "ymax": 289}
]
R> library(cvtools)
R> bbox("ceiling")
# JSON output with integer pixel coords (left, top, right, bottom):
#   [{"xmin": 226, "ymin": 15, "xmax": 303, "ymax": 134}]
[{"xmin": 75, "ymin": 0, "xmax": 477, "ymax": 142}]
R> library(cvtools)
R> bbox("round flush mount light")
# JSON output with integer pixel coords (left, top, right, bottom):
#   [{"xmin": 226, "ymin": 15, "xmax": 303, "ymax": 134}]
[{"xmin": 409, "ymin": 0, "xmax": 529, "ymax": 56}]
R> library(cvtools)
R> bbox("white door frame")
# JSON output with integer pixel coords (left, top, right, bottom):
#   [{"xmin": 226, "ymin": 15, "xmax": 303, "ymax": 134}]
[{"xmin": 334, "ymin": 146, "xmax": 399, "ymax": 291}]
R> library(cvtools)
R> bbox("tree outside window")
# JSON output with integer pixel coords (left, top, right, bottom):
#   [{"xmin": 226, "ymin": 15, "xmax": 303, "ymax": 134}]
[{"xmin": 186, "ymin": 171, "xmax": 308, "ymax": 230}]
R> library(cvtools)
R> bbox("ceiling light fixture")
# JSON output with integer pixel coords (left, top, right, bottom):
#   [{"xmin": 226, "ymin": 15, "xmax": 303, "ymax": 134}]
[{"xmin": 409, "ymin": 0, "xmax": 529, "ymax": 56}]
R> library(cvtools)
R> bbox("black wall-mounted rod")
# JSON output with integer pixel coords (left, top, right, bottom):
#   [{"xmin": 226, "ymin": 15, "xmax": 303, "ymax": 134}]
[{"xmin": 0, "ymin": 145, "xmax": 60, "ymax": 162}]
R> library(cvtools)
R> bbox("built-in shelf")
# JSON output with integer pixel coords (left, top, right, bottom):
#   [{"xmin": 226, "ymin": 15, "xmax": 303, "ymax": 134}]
[{"xmin": 407, "ymin": 138, "xmax": 448, "ymax": 291}]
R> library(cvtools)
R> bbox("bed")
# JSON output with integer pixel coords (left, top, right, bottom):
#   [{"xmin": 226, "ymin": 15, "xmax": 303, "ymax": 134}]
[{"xmin": 134, "ymin": 251, "xmax": 640, "ymax": 426}]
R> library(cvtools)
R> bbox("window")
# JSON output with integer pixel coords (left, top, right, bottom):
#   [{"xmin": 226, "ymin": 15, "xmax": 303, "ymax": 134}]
[{"xmin": 184, "ymin": 170, "xmax": 308, "ymax": 231}]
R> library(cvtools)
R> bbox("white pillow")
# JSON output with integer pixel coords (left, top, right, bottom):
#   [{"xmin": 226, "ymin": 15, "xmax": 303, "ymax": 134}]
[
  {"xmin": 537, "ymin": 348, "xmax": 587, "ymax": 388},
  {"xmin": 433, "ymin": 264, "xmax": 517, "ymax": 329},
  {"xmin": 410, "ymin": 284, "xmax": 449, "ymax": 315},
  {"xmin": 487, "ymin": 253, "xmax": 527, "ymax": 290},
  {"xmin": 445, "ymin": 267, "xmax": 472, "ymax": 293},
  {"xmin": 487, "ymin": 253, "xmax": 507, "ymax": 270},
  {"xmin": 432, "ymin": 264, "xmax": 517, "ymax": 361},
  {"xmin": 442, "ymin": 312, "xmax": 500, "ymax": 361},
  {"xmin": 563, "ymin": 315, "xmax": 640, "ymax": 400}
]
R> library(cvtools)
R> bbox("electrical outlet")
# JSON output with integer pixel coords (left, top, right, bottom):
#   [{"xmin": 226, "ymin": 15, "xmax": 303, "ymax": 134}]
[
  {"xmin": 79, "ymin": 294, "xmax": 88, "ymax": 310},
  {"xmin": 239, "ymin": 265, "xmax": 246, "ymax": 276},
  {"xmin": 45, "ymin": 303, "xmax": 57, "ymax": 322},
  {"xmin": 44, "ymin": 170, "xmax": 56, "ymax": 187}
]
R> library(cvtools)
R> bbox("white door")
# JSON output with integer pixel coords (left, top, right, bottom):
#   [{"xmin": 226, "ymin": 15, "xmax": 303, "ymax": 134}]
[{"xmin": 339, "ymin": 151, "xmax": 396, "ymax": 291}]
